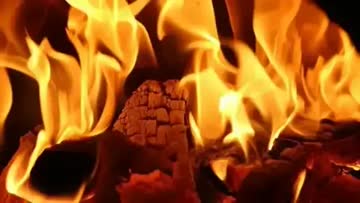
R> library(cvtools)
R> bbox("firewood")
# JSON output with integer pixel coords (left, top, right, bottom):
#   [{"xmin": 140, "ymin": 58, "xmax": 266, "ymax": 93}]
[
  {"xmin": 230, "ymin": 160, "xmax": 304, "ymax": 203},
  {"xmin": 92, "ymin": 130, "xmax": 176, "ymax": 203},
  {"xmin": 225, "ymin": 163, "xmax": 255, "ymax": 193},
  {"xmin": 113, "ymin": 80, "xmax": 194, "ymax": 189},
  {"xmin": 114, "ymin": 80, "xmax": 188, "ymax": 148},
  {"xmin": 318, "ymin": 119, "xmax": 360, "ymax": 139},
  {"xmin": 323, "ymin": 134, "xmax": 360, "ymax": 167},
  {"xmin": 270, "ymin": 120, "xmax": 360, "ymax": 168},
  {"xmin": 300, "ymin": 151, "xmax": 360, "ymax": 203},
  {"xmin": 270, "ymin": 128, "xmax": 360, "ymax": 203},
  {"xmin": 2, "ymin": 82, "xmax": 360, "ymax": 203}
]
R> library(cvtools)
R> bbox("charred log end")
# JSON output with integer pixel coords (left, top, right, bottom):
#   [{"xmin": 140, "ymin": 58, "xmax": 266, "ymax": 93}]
[{"xmin": 113, "ymin": 80, "xmax": 192, "ymax": 174}]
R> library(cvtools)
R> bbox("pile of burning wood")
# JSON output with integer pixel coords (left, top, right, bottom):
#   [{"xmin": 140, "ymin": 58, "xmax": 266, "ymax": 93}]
[
  {"xmin": 1, "ymin": 80, "xmax": 359, "ymax": 203},
  {"xmin": 1, "ymin": 0, "xmax": 360, "ymax": 202}
]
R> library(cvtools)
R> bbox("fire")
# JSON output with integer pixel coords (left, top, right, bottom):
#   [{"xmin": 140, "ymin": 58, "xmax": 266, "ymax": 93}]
[
  {"xmin": 159, "ymin": 0, "xmax": 360, "ymax": 197},
  {"xmin": 0, "ymin": 0, "xmax": 359, "ymax": 201},
  {"xmin": 160, "ymin": 0, "xmax": 360, "ymax": 155},
  {"xmin": 0, "ymin": 0, "xmax": 155, "ymax": 202},
  {"xmin": 210, "ymin": 158, "xmax": 230, "ymax": 181}
]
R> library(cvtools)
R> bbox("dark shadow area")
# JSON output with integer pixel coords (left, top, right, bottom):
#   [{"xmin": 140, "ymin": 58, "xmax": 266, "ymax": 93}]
[
  {"xmin": 349, "ymin": 169, "xmax": 360, "ymax": 179},
  {"xmin": 316, "ymin": 0, "xmax": 360, "ymax": 49},
  {"xmin": 30, "ymin": 149, "xmax": 96, "ymax": 196}
]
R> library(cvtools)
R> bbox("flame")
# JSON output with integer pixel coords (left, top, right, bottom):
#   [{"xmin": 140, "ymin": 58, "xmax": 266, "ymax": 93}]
[
  {"xmin": 0, "ymin": 69, "xmax": 12, "ymax": 143},
  {"xmin": 293, "ymin": 169, "xmax": 306, "ymax": 203},
  {"xmin": 159, "ymin": 0, "xmax": 360, "ymax": 161},
  {"xmin": 188, "ymin": 113, "xmax": 204, "ymax": 147},
  {"xmin": 0, "ymin": 0, "xmax": 32, "ymax": 146},
  {"xmin": 157, "ymin": 0, "xmax": 218, "ymax": 41},
  {"xmin": 0, "ymin": 0, "xmax": 155, "ymax": 202},
  {"xmin": 210, "ymin": 158, "xmax": 230, "ymax": 181}
]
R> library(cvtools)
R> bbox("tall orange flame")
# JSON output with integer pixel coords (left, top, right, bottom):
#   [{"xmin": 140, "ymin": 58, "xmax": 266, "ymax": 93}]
[
  {"xmin": 0, "ymin": 0, "xmax": 155, "ymax": 202},
  {"xmin": 0, "ymin": 0, "xmax": 31, "ymax": 146}
]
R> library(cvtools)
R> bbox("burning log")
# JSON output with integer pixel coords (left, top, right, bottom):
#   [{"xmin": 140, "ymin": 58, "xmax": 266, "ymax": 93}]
[
  {"xmin": 114, "ymin": 80, "xmax": 188, "ymax": 148},
  {"xmin": 2, "ymin": 0, "xmax": 360, "ymax": 203},
  {"xmin": 192, "ymin": 119, "xmax": 360, "ymax": 203},
  {"xmin": 225, "ymin": 160, "xmax": 304, "ymax": 203},
  {"xmin": 2, "ymin": 83, "xmax": 360, "ymax": 203},
  {"xmin": 0, "ymin": 78, "xmax": 195, "ymax": 203},
  {"xmin": 100, "ymin": 116, "xmax": 360, "ymax": 203},
  {"xmin": 92, "ymin": 130, "xmax": 177, "ymax": 203},
  {"xmin": 299, "ymin": 151, "xmax": 360, "ymax": 203},
  {"xmin": 113, "ymin": 80, "xmax": 194, "ymax": 188},
  {"xmin": 98, "ymin": 88, "xmax": 360, "ymax": 203},
  {"xmin": 297, "ymin": 125, "xmax": 360, "ymax": 203},
  {"xmin": 86, "ymin": 79, "xmax": 196, "ymax": 202}
]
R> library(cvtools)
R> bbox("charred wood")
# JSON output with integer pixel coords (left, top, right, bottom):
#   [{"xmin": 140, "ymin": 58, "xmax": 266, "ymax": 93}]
[{"xmin": 113, "ymin": 80, "xmax": 194, "ymax": 189}]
